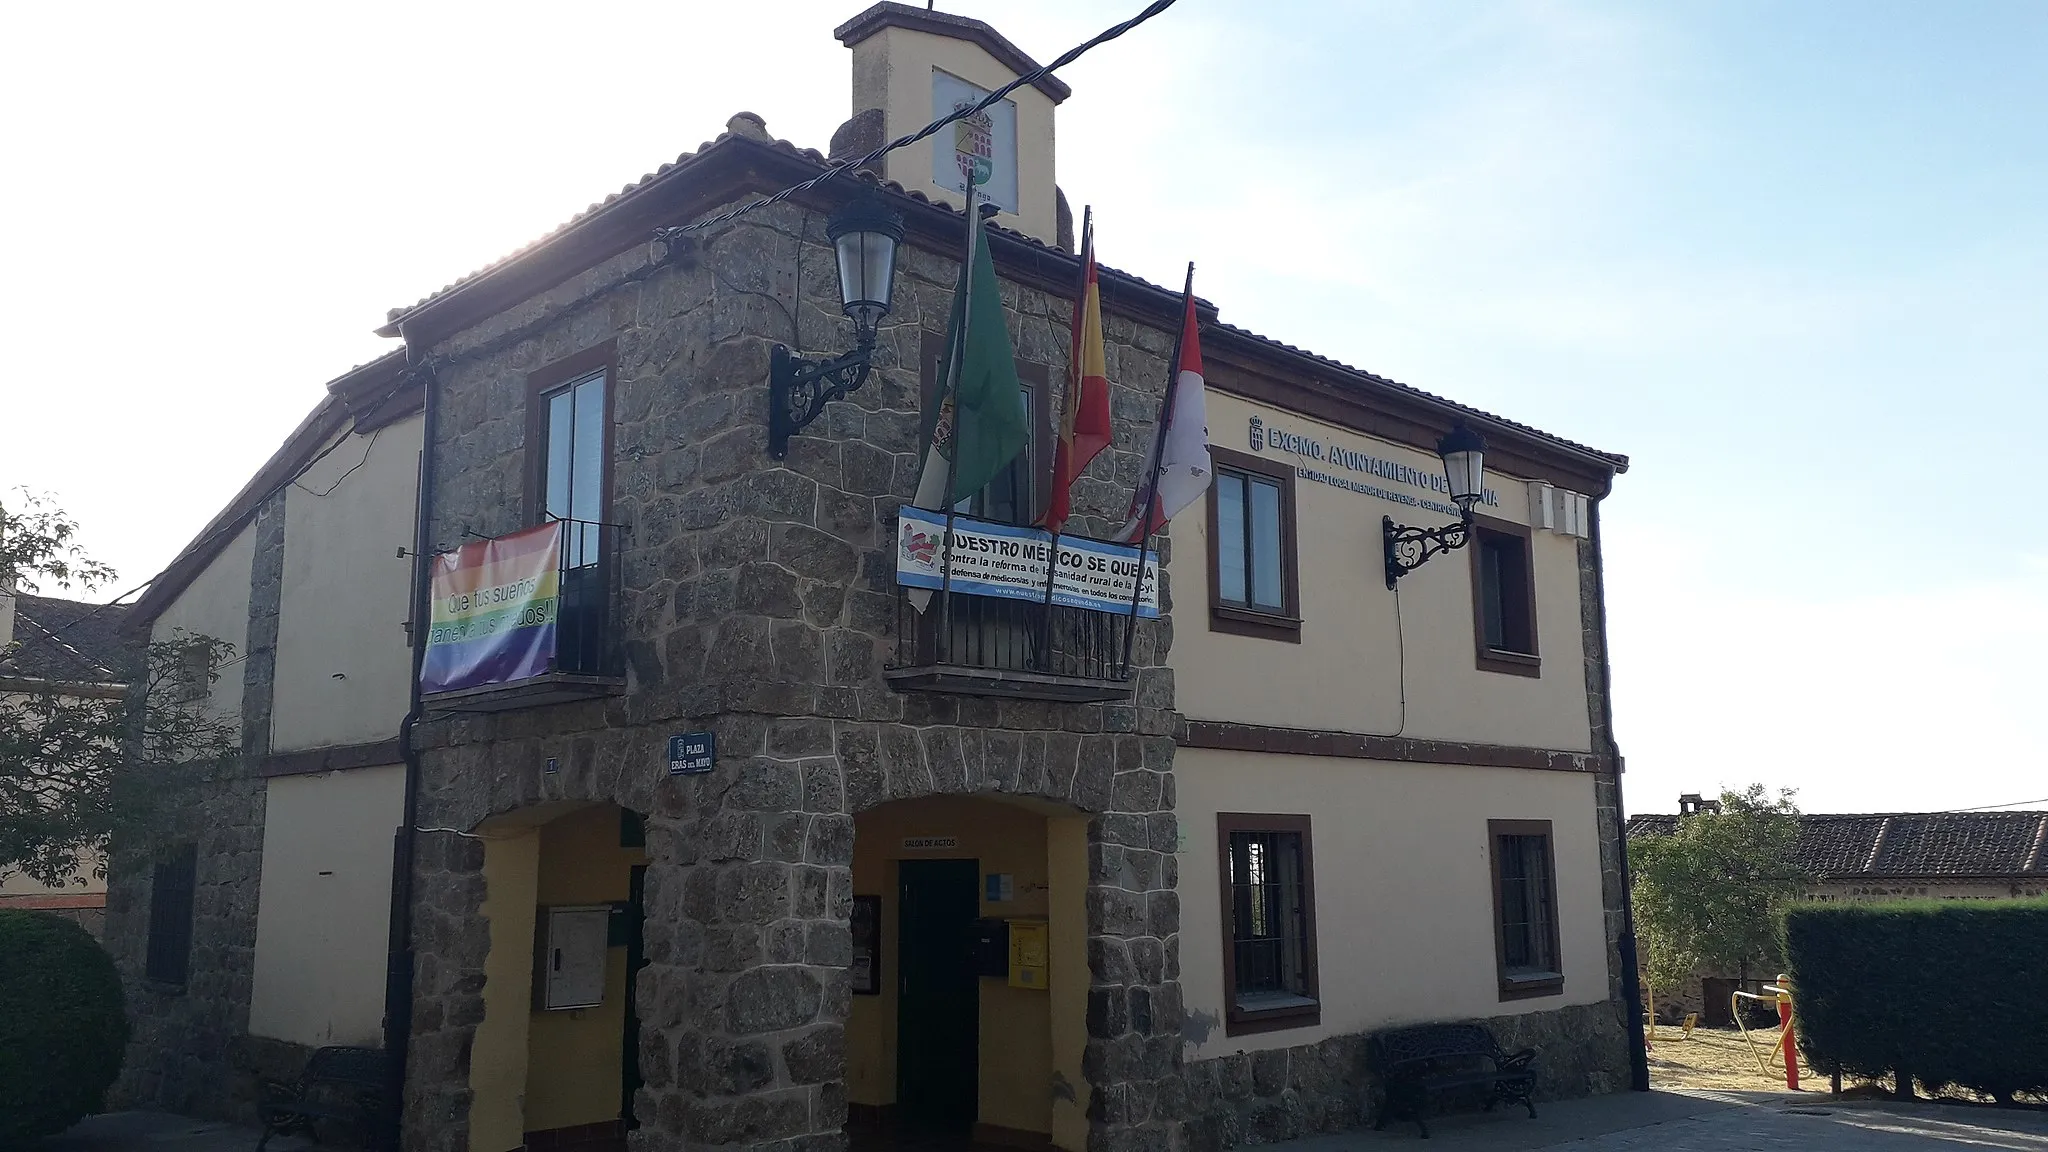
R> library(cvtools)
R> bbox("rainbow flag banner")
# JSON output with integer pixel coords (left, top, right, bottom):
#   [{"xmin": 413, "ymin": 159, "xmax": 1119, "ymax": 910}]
[{"xmin": 420, "ymin": 522, "xmax": 562, "ymax": 694}]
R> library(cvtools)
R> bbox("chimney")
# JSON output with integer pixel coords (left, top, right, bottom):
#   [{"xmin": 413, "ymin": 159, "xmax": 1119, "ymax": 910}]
[
  {"xmin": 833, "ymin": 3, "xmax": 1069, "ymax": 246},
  {"xmin": 1677, "ymin": 793, "xmax": 1722, "ymax": 816}
]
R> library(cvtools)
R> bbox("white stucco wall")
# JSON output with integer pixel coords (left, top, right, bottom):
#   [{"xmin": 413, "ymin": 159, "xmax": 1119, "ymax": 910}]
[
  {"xmin": 247, "ymin": 764, "xmax": 406, "ymax": 1047},
  {"xmin": 1170, "ymin": 391, "xmax": 1594, "ymax": 751},
  {"xmin": 149, "ymin": 524, "xmax": 257, "ymax": 723},
  {"xmin": 1175, "ymin": 748, "xmax": 1611, "ymax": 1060},
  {"xmin": 272, "ymin": 416, "xmax": 421, "ymax": 752}
]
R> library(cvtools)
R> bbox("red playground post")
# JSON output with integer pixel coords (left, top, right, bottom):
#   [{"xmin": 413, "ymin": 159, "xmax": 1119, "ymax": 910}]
[{"xmin": 1774, "ymin": 974, "xmax": 1799, "ymax": 1090}]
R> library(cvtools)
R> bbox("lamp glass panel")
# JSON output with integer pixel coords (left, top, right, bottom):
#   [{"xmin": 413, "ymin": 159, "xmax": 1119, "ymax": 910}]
[
  {"xmin": 1443, "ymin": 448, "xmax": 1485, "ymax": 503},
  {"xmin": 835, "ymin": 230, "xmax": 897, "ymax": 315}
]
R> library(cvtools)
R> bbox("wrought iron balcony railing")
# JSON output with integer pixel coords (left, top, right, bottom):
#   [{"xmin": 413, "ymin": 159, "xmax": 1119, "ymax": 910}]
[
  {"xmin": 418, "ymin": 517, "xmax": 625, "ymax": 712},
  {"xmin": 888, "ymin": 572, "xmax": 1139, "ymax": 703}
]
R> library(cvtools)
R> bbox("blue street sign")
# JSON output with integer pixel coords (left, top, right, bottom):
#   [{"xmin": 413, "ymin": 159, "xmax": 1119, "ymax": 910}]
[{"xmin": 668, "ymin": 732, "xmax": 714, "ymax": 775}]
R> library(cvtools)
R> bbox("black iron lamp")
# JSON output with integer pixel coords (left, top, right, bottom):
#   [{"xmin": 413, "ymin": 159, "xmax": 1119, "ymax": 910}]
[
  {"xmin": 1383, "ymin": 422, "xmax": 1489, "ymax": 588},
  {"xmin": 768, "ymin": 190, "xmax": 905, "ymax": 459}
]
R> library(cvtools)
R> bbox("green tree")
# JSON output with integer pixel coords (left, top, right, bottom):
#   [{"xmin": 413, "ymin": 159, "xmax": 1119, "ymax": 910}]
[
  {"xmin": 1630, "ymin": 784, "xmax": 1808, "ymax": 999},
  {"xmin": 2, "ymin": 490, "xmax": 237, "ymax": 887}
]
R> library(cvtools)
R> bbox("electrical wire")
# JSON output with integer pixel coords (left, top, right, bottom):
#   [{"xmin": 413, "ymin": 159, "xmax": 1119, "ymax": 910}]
[
  {"xmin": 291, "ymin": 426, "xmax": 383, "ymax": 498},
  {"xmin": 654, "ymin": 0, "xmax": 1181, "ymax": 241},
  {"xmin": 37, "ymin": 2, "xmax": 1185, "ymax": 648},
  {"xmin": 1948, "ymin": 797, "xmax": 2048, "ymax": 812}
]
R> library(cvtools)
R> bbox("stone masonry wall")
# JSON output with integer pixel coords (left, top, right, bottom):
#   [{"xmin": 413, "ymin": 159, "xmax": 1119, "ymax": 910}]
[
  {"xmin": 1179, "ymin": 1000, "xmax": 1632, "ymax": 1148},
  {"xmin": 108, "ymin": 493, "xmax": 306, "ymax": 1122},
  {"xmin": 404, "ymin": 184, "xmax": 1187, "ymax": 1152}
]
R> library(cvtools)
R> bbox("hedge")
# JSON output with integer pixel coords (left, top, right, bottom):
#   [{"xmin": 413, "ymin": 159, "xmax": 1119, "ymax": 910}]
[
  {"xmin": 0, "ymin": 910, "xmax": 130, "ymax": 1144},
  {"xmin": 1784, "ymin": 898, "xmax": 2048, "ymax": 1101}
]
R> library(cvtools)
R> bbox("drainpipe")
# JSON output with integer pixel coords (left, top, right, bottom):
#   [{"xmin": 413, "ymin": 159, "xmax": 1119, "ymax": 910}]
[
  {"xmin": 1590, "ymin": 497, "xmax": 1651, "ymax": 1092},
  {"xmin": 382, "ymin": 347, "xmax": 438, "ymax": 1147}
]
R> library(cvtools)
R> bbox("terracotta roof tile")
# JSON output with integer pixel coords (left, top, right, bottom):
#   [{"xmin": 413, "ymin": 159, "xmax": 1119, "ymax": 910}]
[
  {"xmin": 381, "ymin": 124, "xmax": 1626, "ymax": 471},
  {"xmin": 1626, "ymin": 811, "xmax": 2048, "ymax": 879},
  {"xmin": 1, "ymin": 595, "xmax": 137, "ymax": 684}
]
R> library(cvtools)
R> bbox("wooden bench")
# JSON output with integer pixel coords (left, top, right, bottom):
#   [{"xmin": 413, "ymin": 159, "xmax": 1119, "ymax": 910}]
[
  {"xmin": 257, "ymin": 1045, "xmax": 393, "ymax": 1150},
  {"xmin": 1369, "ymin": 1023, "xmax": 1538, "ymax": 1138}
]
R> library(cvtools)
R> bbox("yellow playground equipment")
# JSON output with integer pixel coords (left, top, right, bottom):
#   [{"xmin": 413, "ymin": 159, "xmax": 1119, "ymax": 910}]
[
  {"xmin": 1640, "ymin": 982, "xmax": 1696, "ymax": 1047},
  {"xmin": 1731, "ymin": 975, "xmax": 1801, "ymax": 1089}
]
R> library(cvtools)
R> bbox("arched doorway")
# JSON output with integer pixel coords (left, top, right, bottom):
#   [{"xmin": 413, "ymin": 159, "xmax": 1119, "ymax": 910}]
[
  {"xmin": 845, "ymin": 795, "xmax": 1091, "ymax": 1151},
  {"xmin": 467, "ymin": 801, "xmax": 649, "ymax": 1152}
]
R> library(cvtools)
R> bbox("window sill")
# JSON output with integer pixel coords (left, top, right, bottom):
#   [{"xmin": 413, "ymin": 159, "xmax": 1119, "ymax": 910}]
[
  {"xmin": 1211, "ymin": 604, "xmax": 1302, "ymax": 643},
  {"xmin": 1226, "ymin": 993, "xmax": 1321, "ymax": 1036},
  {"xmin": 1476, "ymin": 647, "xmax": 1541, "ymax": 678},
  {"xmin": 1498, "ymin": 971, "xmax": 1564, "ymax": 1001}
]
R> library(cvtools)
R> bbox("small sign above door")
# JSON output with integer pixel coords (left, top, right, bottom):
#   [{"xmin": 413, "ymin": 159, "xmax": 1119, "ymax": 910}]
[{"xmin": 902, "ymin": 836, "xmax": 960, "ymax": 851}]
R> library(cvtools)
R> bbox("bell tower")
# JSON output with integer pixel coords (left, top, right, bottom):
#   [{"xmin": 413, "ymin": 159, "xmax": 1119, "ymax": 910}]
[{"xmin": 833, "ymin": 3, "xmax": 1068, "ymax": 246}]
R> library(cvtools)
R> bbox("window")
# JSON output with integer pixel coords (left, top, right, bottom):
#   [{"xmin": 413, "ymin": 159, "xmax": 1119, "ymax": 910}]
[
  {"xmin": 1217, "ymin": 813, "xmax": 1318, "ymax": 1034},
  {"xmin": 1489, "ymin": 820, "xmax": 1562, "ymax": 1000},
  {"xmin": 1206, "ymin": 447, "xmax": 1300, "ymax": 642},
  {"xmin": 1471, "ymin": 519, "xmax": 1539, "ymax": 676},
  {"xmin": 527, "ymin": 345, "xmax": 616, "ymax": 675},
  {"xmin": 918, "ymin": 331, "xmax": 1049, "ymax": 525},
  {"xmin": 527, "ymin": 344, "xmax": 615, "ymax": 567},
  {"xmin": 145, "ymin": 844, "xmax": 197, "ymax": 986}
]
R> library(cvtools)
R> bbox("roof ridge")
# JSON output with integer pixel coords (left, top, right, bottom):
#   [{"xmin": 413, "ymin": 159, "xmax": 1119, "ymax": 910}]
[
  {"xmin": 1862, "ymin": 815, "xmax": 1893, "ymax": 874},
  {"xmin": 7, "ymin": 607, "xmax": 122, "ymax": 682},
  {"xmin": 2025, "ymin": 814, "xmax": 2048, "ymax": 874}
]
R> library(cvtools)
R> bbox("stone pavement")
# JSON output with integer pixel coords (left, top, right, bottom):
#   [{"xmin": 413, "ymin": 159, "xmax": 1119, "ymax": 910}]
[
  {"xmin": 1264, "ymin": 1089, "xmax": 2048, "ymax": 1151},
  {"xmin": 50, "ymin": 1095, "xmax": 2048, "ymax": 1152},
  {"xmin": 42, "ymin": 1111, "xmax": 310, "ymax": 1152}
]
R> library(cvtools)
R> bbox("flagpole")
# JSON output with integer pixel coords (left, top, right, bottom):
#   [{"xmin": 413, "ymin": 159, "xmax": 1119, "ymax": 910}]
[
  {"xmin": 1121, "ymin": 262, "xmax": 1194, "ymax": 677},
  {"xmin": 1037, "ymin": 206, "xmax": 1093, "ymax": 668},
  {"xmin": 936, "ymin": 185, "xmax": 982, "ymax": 661}
]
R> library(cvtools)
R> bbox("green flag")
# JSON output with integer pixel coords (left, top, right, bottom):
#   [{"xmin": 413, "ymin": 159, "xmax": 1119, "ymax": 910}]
[{"xmin": 913, "ymin": 208, "xmax": 1029, "ymax": 509}]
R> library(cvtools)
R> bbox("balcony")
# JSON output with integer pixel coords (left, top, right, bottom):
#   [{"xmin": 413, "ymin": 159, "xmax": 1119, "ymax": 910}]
[
  {"xmin": 884, "ymin": 514, "xmax": 1147, "ymax": 702},
  {"xmin": 419, "ymin": 518, "xmax": 626, "ymax": 713}
]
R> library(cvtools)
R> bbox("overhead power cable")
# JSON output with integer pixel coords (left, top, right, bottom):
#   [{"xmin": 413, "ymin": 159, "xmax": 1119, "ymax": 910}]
[
  {"xmin": 35, "ymin": 3, "xmax": 1183, "ymax": 649},
  {"xmin": 655, "ymin": 0, "xmax": 1180, "ymax": 242},
  {"xmin": 1948, "ymin": 796, "xmax": 2048, "ymax": 812}
]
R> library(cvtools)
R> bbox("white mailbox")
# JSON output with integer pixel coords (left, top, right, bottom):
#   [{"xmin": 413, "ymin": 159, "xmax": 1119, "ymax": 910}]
[{"xmin": 540, "ymin": 905, "xmax": 610, "ymax": 1010}]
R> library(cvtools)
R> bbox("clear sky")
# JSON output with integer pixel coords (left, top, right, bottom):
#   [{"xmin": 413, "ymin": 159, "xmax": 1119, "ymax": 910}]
[{"xmin": 4, "ymin": 1, "xmax": 2042, "ymax": 815}]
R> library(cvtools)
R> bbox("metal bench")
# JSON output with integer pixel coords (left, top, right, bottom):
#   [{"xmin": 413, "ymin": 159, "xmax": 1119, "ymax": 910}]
[
  {"xmin": 257, "ymin": 1045, "xmax": 393, "ymax": 1150},
  {"xmin": 1369, "ymin": 1023, "xmax": 1537, "ymax": 1138}
]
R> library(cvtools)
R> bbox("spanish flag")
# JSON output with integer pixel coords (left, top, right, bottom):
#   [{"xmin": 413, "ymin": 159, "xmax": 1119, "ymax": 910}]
[{"xmin": 1041, "ymin": 209, "xmax": 1112, "ymax": 535}]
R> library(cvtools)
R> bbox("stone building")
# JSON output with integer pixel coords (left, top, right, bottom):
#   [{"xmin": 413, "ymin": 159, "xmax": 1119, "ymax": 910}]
[
  {"xmin": 0, "ymin": 584, "xmax": 138, "ymax": 937},
  {"xmin": 106, "ymin": 5, "xmax": 1638, "ymax": 1151},
  {"xmin": 1628, "ymin": 802, "xmax": 2048, "ymax": 1024}
]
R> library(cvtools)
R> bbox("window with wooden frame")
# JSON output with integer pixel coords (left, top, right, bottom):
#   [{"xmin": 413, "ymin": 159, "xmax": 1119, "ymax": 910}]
[
  {"xmin": 525, "ymin": 342, "xmax": 617, "ymax": 563},
  {"xmin": 1471, "ymin": 517, "xmax": 1539, "ymax": 676},
  {"xmin": 1217, "ymin": 813, "xmax": 1319, "ymax": 1034},
  {"xmin": 1489, "ymin": 819, "xmax": 1563, "ymax": 1000},
  {"xmin": 145, "ymin": 843, "xmax": 198, "ymax": 986},
  {"xmin": 1206, "ymin": 446, "xmax": 1300, "ymax": 642},
  {"xmin": 917, "ymin": 330, "xmax": 1050, "ymax": 526}
]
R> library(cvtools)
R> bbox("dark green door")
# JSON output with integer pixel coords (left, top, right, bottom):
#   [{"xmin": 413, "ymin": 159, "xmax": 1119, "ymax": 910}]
[{"xmin": 896, "ymin": 858, "xmax": 980, "ymax": 1133}]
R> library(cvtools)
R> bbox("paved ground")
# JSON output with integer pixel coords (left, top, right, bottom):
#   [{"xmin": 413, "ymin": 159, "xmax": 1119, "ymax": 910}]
[
  {"xmin": 50, "ymin": 1095, "xmax": 2048, "ymax": 1152},
  {"xmin": 41, "ymin": 1111, "xmax": 310, "ymax": 1151},
  {"xmin": 1306, "ymin": 1089, "xmax": 2048, "ymax": 1150}
]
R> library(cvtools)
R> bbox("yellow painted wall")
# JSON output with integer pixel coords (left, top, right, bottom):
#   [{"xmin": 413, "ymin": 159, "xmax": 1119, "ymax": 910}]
[
  {"xmin": 248, "ymin": 764, "xmax": 406, "ymax": 1047},
  {"xmin": 523, "ymin": 804, "xmax": 645, "ymax": 1134},
  {"xmin": 1171, "ymin": 391, "xmax": 1594, "ymax": 752},
  {"xmin": 848, "ymin": 796, "xmax": 1084, "ymax": 1137},
  {"xmin": 1175, "ymin": 748, "xmax": 1611, "ymax": 1060},
  {"xmin": 851, "ymin": 25, "xmax": 1060, "ymax": 245},
  {"xmin": 1046, "ymin": 816, "xmax": 1090, "ymax": 1152},
  {"xmin": 273, "ymin": 416, "xmax": 421, "ymax": 752},
  {"xmin": 471, "ymin": 828, "xmax": 540, "ymax": 1152},
  {"xmin": 148, "ymin": 522, "xmax": 255, "ymax": 723}
]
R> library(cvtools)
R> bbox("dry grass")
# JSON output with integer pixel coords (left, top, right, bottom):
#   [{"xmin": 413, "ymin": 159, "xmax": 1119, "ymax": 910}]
[{"xmin": 1644, "ymin": 1024, "xmax": 1823, "ymax": 1093}]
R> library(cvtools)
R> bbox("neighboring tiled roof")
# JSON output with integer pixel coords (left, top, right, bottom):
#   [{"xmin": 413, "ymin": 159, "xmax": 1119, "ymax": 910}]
[
  {"xmin": 1626, "ymin": 811, "xmax": 2048, "ymax": 880},
  {"xmin": 1, "ymin": 594, "xmax": 137, "ymax": 684},
  {"xmin": 378, "ymin": 124, "xmax": 1628, "ymax": 474}
]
